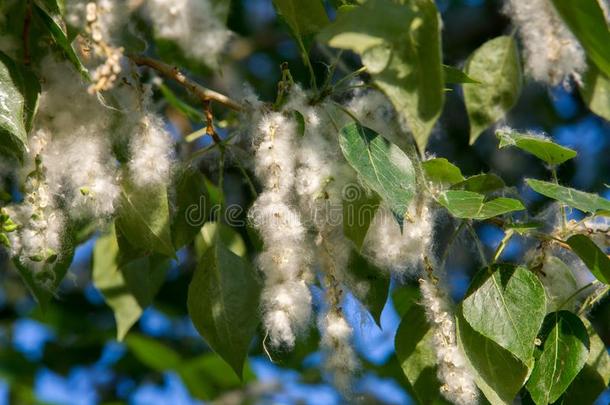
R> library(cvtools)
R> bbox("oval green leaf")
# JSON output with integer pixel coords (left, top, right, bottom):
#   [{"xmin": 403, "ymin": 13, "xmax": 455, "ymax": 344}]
[
  {"xmin": 526, "ymin": 311, "xmax": 589, "ymax": 405},
  {"xmin": 496, "ymin": 127, "xmax": 577, "ymax": 165},
  {"xmin": 464, "ymin": 36, "xmax": 522, "ymax": 144},
  {"xmin": 462, "ymin": 265, "xmax": 546, "ymax": 365},
  {"xmin": 187, "ymin": 234, "xmax": 261, "ymax": 378},
  {"xmin": 339, "ymin": 123, "xmax": 416, "ymax": 223},
  {"xmin": 566, "ymin": 234, "xmax": 610, "ymax": 284},
  {"xmin": 526, "ymin": 179, "xmax": 610, "ymax": 214},
  {"xmin": 437, "ymin": 190, "xmax": 524, "ymax": 220}
]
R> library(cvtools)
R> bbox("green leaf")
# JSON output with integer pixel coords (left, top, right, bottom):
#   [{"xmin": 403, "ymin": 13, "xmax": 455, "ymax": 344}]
[
  {"xmin": 177, "ymin": 353, "xmax": 256, "ymax": 400},
  {"xmin": 13, "ymin": 233, "xmax": 74, "ymax": 312},
  {"xmin": 450, "ymin": 174, "xmax": 505, "ymax": 194},
  {"xmin": 115, "ymin": 180, "xmax": 175, "ymax": 258},
  {"xmin": 551, "ymin": 0, "xmax": 610, "ymax": 79},
  {"xmin": 342, "ymin": 185, "xmax": 380, "ymax": 249},
  {"xmin": 566, "ymin": 234, "xmax": 610, "ymax": 284},
  {"xmin": 443, "ymin": 64, "xmax": 480, "ymax": 84},
  {"xmin": 538, "ymin": 256, "xmax": 581, "ymax": 312},
  {"xmin": 579, "ymin": 64, "xmax": 610, "ymax": 121},
  {"xmin": 319, "ymin": 0, "xmax": 444, "ymax": 152},
  {"xmin": 457, "ymin": 311, "xmax": 530, "ymax": 404},
  {"xmin": 395, "ymin": 304, "xmax": 452, "ymax": 405},
  {"xmin": 561, "ymin": 320, "xmax": 610, "ymax": 405},
  {"xmin": 125, "ymin": 333, "xmax": 182, "ymax": 371},
  {"xmin": 93, "ymin": 226, "xmax": 168, "ymax": 340},
  {"xmin": 272, "ymin": 0, "xmax": 329, "ymax": 40},
  {"xmin": 526, "ymin": 179, "xmax": 610, "ymax": 214},
  {"xmin": 347, "ymin": 250, "xmax": 389, "ymax": 326},
  {"xmin": 526, "ymin": 311, "xmax": 589, "ymax": 405},
  {"xmin": 0, "ymin": 51, "xmax": 39, "ymax": 161},
  {"xmin": 33, "ymin": 2, "xmax": 88, "ymax": 77},
  {"xmin": 194, "ymin": 222, "xmax": 247, "ymax": 258},
  {"xmin": 339, "ymin": 123, "xmax": 416, "ymax": 223},
  {"xmin": 172, "ymin": 167, "xmax": 210, "ymax": 249},
  {"xmin": 464, "ymin": 36, "xmax": 522, "ymax": 144},
  {"xmin": 392, "ymin": 284, "xmax": 421, "ymax": 317},
  {"xmin": 437, "ymin": 190, "xmax": 524, "ymax": 220},
  {"xmin": 462, "ymin": 265, "xmax": 546, "ymax": 365},
  {"xmin": 496, "ymin": 127, "xmax": 577, "ymax": 165},
  {"xmin": 187, "ymin": 234, "xmax": 260, "ymax": 378},
  {"xmin": 422, "ymin": 158, "xmax": 465, "ymax": 185}
]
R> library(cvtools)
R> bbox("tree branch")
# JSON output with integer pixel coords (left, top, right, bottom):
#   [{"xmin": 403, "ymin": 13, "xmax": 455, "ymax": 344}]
[{"xmin": 130, "ymin": 55, "xmax": 243, "ymax": 111}]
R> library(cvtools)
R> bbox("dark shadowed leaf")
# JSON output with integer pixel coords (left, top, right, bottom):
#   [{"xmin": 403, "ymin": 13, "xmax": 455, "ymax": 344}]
[
  {"xmin": 187, "ymin": 233, "xmax": 260, "ymax": 377},
  {"xmin": 342, "ymin": 185, "xmax": 380, "ymax": 249},
  {"xmin": 116, "ymin": 180, "xmax": 175, "ymax": 258},
  {"xmin": 395, "ymin": 304, "xmax": 452, "ymax": 405},
  {"xmin": 566, "ymin": 234, "xmax": 610, "ymax": 284},
  {"xmin": 93, "ymin": 225, "xmax": 169, "ymax": 340},
  {"xmin": 464, "ymin": 36, "xmax": 522, "ymax": 144},
  {"xmin": 561, "ymin": 319, "xmax": 610, "ymax": 405},
  {"xmin": 347, "ymin": 250, "xmax": 389, "ymax": 326},
  {"xmin": 172, "ymin": 167, "xmax": 210, "ymax": 249}
]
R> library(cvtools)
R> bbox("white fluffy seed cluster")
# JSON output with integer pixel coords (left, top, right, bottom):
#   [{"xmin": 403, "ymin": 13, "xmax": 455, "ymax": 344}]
[
  {"xmin": 363, "ymin": 202, "xmax": 435, "ymax": 278},
  {"xmin": 420, "ymin": 277, "xmax": 479, "ymax": 405},
  {"xmin": 35, "ymin": 56, "xmax": 121, "ymax": 221},
  {"xmin": 504, "ymin": 0, "xmax": 586, "ymax": 86},
  {"xmin": 128, "ymin": 112, "xmax": 175, "ymax": 188},
  {"xmin": 5, "ymin": 133, "xmax": 65, "ymax": 282},
  {"xmin": 2, "ymin": 52, "xmax": 176, "ymax": 289},
  {"xmin": 146, "ymin": 0, "xmax": 232, "ymax": 67},
  {"xmin": 319, "ymin": 311, "xmax": 360, "ymax": 393},
  {"xmin": 249, "ymin": 110, "xmax": 313, "ymax": 349}
]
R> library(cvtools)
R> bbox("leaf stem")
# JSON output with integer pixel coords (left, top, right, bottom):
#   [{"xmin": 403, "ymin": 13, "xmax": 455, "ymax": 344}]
[
  {"xmin": 557, "ymin": 281, "xmax": 598, "ymax": 311},
  {"xmin": 492, "ymin": 230, "xmax": 514, "ymax": 263}
]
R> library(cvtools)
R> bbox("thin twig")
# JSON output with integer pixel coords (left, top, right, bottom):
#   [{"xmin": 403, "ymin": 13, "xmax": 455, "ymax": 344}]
[{"xmin": 130, "ymin": 55, "xmax": 243, "ymax": 111}]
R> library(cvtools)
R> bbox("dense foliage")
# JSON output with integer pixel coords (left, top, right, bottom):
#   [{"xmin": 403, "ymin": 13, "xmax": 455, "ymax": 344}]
[{"xmin": 0, "ymin": 0, "xmax": 609, "ymax": 404}]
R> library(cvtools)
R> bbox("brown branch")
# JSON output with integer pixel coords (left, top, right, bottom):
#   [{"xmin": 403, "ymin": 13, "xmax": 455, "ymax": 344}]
[{"xmin": 130, "ymin": 55, "xmax": 243, "ymax": 111}]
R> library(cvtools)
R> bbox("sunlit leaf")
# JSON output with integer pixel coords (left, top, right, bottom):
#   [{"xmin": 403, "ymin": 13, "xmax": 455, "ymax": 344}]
[
  {"xmin": 422, "ymin": 158, "xmax": 465, "ymax": 185},
  {"xmin": 462, "ymin": 264, "xmax": 546, "ymax": 365},
  {"xmin": 526, "ymin": 179, "xmax": 610, "ymax": 213},
  {"xmin": 437, "ymin": 190, "xmax": 524, "ymax": 220},
  {"xmin": 496, "ymin": 127, "xmax": 577, "ymax": 165},
  {"xmin": 339, "ymin": 123, "xmax": 416, "ymax": 224}
]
